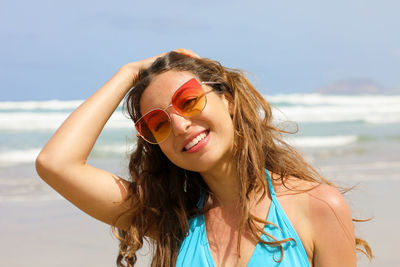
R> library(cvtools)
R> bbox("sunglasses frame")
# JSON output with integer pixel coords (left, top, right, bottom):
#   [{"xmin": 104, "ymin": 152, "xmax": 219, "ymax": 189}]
[{"xmin": 135, "ymin": 78, "xmax": 220, "ymax": 144}]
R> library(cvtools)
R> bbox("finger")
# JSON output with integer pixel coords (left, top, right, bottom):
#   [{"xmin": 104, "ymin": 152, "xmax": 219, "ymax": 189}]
[{"xmin": 173, "ymin": 48, "xmax": 201, "ymax": 59}]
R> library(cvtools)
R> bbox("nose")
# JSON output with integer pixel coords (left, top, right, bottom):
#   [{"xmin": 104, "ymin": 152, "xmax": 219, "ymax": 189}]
[{"xmin": 169, "ymin": 111, "xmax": 191, "ymax": 136}]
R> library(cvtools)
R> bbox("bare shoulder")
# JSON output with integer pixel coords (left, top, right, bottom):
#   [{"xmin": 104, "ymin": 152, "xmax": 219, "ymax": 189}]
[
  {"xmin": 306, "ymin": 183, "xmax": 353, "ymax": 224},
  {"xmin": 277, "ymin": 176, "xmax": 353, "ymax": 231},
  {"xmin": 271, "ymin": 175, "xmax": 356, "ymax": 265},
  {"xmin": 273, "ymin": 175, "xmax": 352, "ymax": 219},
  {"xmin": 303, "ymin": 181, "xmax": 356, "ymax": 265},
  {"xmin": 308, "ymin": 183, "xmax": 355, "ymax": 238}
]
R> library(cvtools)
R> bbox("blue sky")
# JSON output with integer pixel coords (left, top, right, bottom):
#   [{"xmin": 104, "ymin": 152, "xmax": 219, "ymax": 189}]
[{"xmin": 1, "ymin": 0, "xmax": 399, "ymax": 100}]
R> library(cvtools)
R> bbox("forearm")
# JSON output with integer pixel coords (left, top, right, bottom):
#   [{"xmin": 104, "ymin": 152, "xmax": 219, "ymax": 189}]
[{"xmin": 38, "ymin": 65, "xmax": 138, "ymax": 167}]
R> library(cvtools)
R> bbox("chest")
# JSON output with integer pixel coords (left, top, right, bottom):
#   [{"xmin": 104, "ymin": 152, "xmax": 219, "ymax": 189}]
[
  {"xmin": 205, "ymin": 216, "xmax": 258, "ymax": 267},
  {"xmin": 204, "ymin": 196, "xmax": 313, "ymax": 267},
  {"xmin": 204, "ymin": 199, "xmax": 271, "ymax": 267}
]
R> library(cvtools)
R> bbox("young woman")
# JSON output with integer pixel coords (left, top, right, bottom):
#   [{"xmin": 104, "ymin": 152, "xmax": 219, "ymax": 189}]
[{"xmin": 36, "ymin": 49, "xmax": 371, "ymax": 266}]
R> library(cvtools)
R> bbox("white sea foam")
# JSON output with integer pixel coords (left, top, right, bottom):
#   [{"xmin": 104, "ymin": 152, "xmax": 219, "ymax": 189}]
[
  {"xmin": 286, "ymin": 135, "xmax": 358, "ymax": 148},
  {"xmin": 0, "ymin": 112, "xmax": 70, "ymax": 131},
  {"xmin": 266, "ymin": 93, "xmax": 400, "ymax": 106},
  {"xmin": 0, "ymin": 111, "xmax": 132, "ymax": 131},
  {"xmin": 0, "ymin": 148, "xmax": 41, "ymax": 164},
  {"xmin": 95, "ymin": 143, "xmax": 136, "ymax": 154},
  {"xmin": 0, "ymin": 143, "xmax": 134, "ymax": 165},
  {"xmin": 264, "ymin": 94, "xmax": 400, "ymax": 123},
  {"xmin": 272, "ymin": 103, "xmax": 400, "ymax": 123},
  {"xmin": 0, "ymin": 100, "xmax": 84, "ymax": 110}
]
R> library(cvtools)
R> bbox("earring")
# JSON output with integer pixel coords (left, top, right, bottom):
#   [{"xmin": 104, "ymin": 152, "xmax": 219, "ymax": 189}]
[{"xmin": 184, "ymin": 171, "xmax": 188, "ymax": 193}]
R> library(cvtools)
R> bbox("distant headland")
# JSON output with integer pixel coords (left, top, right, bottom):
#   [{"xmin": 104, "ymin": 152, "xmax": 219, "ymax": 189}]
[{"xmin": 315, "ymin": 78, "xmax": 400, "ymax": 95}]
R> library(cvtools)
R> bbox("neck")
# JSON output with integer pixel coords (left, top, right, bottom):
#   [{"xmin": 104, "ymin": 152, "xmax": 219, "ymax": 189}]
[{"xmin": 200, "ymin": 162, "xmax": 240, "ymax": 209}]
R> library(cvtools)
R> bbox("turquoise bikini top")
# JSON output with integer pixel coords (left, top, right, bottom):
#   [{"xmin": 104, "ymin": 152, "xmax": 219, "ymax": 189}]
[{"xmin": 176, "ymin": 170, "xmax": 310, "ymax": 266}]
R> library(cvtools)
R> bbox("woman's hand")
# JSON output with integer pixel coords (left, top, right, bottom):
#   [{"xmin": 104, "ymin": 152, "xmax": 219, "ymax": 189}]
[{"xmin": 121, "ymin": 48, "xmax": 201, "ymax": 81}]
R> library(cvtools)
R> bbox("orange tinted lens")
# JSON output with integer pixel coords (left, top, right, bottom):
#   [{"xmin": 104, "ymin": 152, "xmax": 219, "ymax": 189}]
[
  {"xmin": 135, "ymin": 110, "xmax": 171, "ymax": 144},
  {"xmin": 172, "ymin": 78, "xmax": 206, "ymax": 117}
]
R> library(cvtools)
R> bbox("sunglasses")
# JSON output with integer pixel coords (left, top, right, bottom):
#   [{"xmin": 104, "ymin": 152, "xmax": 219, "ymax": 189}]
[{"xmin": 135, "ymin": 78, "xmax": 219, "ymax": 144}]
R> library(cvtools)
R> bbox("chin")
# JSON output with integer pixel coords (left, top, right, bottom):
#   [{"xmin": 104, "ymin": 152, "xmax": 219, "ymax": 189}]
[{"xmin": 187, "ymin": 150, "xmax": 233, "ymax": 173}]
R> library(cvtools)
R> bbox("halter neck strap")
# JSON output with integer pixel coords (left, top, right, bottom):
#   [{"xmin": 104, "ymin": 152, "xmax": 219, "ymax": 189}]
[{"xmin": 265, "ymin": 170, "xmax": 276, "ymax": 198}]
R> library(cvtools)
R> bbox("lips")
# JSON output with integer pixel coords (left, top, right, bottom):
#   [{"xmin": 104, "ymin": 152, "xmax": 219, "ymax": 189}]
[{"xmin": 182, "ymin": 130, "xmax": 209, "ymax": 152}]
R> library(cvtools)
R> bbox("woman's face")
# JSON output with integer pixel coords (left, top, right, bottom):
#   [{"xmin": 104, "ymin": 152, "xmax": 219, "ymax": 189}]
[{"xmin": 139, "ymin": 70, "xmax": 235, "ymax": 174}]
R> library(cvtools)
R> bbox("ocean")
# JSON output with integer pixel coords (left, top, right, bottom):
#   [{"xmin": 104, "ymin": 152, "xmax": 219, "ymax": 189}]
[{"xmin": 1, "ymin": 94, "xmax": 400, "ymax": 202}]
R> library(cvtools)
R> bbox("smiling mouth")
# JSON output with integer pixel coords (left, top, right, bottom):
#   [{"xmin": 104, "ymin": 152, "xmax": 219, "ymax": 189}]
[{"xmin": 183, "ymin": 130, "xmax": 209, "ymax": 151}]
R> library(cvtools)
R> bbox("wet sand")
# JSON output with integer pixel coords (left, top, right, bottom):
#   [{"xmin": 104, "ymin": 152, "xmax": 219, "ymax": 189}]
[{"xmin": 1, "ymin": 179, "xmax": 398, "ymax": 266}]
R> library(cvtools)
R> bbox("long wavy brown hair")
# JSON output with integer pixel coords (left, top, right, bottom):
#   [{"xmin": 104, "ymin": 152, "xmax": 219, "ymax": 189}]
[{"xmin": 114, "ymin": 52, "xmax": 372, "ymax": 266}]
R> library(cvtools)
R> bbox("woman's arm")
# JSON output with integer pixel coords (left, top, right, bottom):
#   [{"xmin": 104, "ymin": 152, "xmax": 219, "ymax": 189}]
[
  {"xmin": 309, "ymin": 184, "xmax": 357, "ymax": 267},
  {"xmin": 35, "ymin": 53, "xmax": 168, "ymax": 230}
]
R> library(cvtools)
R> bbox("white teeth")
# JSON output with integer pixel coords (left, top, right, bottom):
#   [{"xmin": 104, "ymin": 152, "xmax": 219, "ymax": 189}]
[{"xmin": 184, "ymin": 132, "xmax": 207, "ymax": 151}]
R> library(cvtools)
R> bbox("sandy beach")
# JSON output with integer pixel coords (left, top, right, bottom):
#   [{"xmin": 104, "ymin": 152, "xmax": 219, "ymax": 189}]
[
  {"xmin": 0, "ymin": 195, "xmax": 153, "ymax": 267},
  {"xmin": 1, "ymin": 174, "xmax": 398, "ymax": 266}
]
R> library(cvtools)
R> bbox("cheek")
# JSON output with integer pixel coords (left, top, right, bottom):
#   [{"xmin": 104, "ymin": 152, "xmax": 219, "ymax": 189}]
[
  {"xmin": 211, "ymin": 99, "xmax": 234, "ymax": 132},
  {"xmin": 221, "ymin": 119, "xmax": 235, "ymax": 147},
  {"xmin": 158, "ymin": 142, "xmax": 184, "ymax": 167},
  {"xmin": 158, "ymin": 142, "xmax": 174, "ymax": 159}
]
